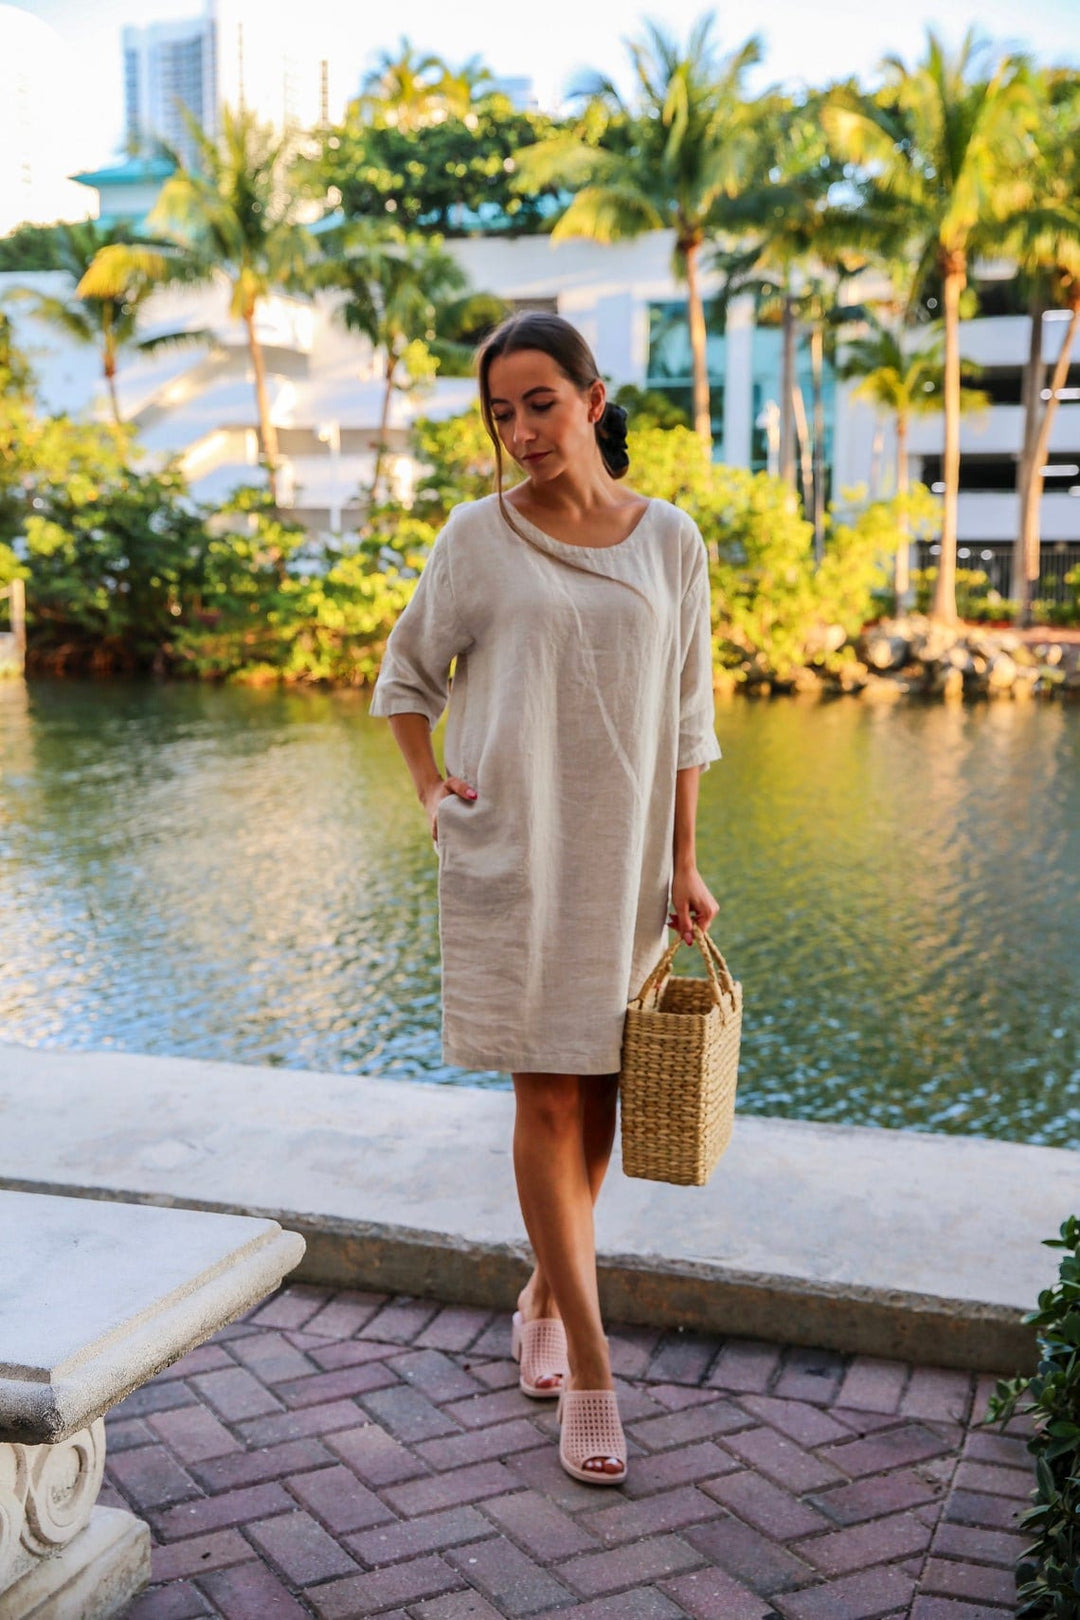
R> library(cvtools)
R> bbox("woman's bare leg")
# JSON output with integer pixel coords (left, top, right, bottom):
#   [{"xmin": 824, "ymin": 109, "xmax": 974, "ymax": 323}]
[
  {"xmin": 512, "ymin": 1072, "xmax": 621, "ymax": 1476},
  {"xmin": 517, "ymin": 1074, "xmax": 617, "ymax": 1324}
]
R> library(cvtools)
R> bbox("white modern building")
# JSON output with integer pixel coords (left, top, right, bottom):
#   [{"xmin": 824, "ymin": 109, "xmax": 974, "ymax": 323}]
[
  {"xmin": 122, "ymin": 10, "xmax": 217, "ymax": 168},
  {"xmin": 3, "ymin": 231, "xmax": 1078, "ymax": 593}
]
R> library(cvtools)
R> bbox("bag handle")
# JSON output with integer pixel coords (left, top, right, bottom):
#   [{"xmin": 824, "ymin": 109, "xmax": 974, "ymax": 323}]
[{"xmin": 630, "ymin": 924, "xmax": 737, "ymax": 1010}]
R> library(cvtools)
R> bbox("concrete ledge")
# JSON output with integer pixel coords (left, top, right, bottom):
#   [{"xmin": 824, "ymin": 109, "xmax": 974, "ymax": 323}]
[{"xmin": 0, "ymin": 1043, "xmax": 1075, "ymax": 1373}]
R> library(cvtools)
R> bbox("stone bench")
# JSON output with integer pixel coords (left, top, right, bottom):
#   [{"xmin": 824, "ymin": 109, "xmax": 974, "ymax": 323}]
[{"xmin": 0, "ymin": 1189, "xmax": 305, "ymax": 1619}]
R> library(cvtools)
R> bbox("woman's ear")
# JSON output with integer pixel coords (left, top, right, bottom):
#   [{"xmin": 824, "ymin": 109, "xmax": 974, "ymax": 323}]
[{"xmin": 588, "ymin": 379, "xmax": 607, "ymax": 424}]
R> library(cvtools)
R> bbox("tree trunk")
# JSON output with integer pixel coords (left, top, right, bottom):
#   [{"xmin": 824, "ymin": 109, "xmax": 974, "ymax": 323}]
[
  {"xmin": 370, "ymin": 354, "xmax": 396, "ymax": 502},
  {"xmin": 779, "ymin": 290, "xmax": 797, "ymax": 487},
  {"xmin": 103, "ymin": 307, "xmax": 122, "ymax": 426},
  {"xmin": 792, "ymin": 384, "xmax": 814, "ymax": 532},
  {"xmin": 1019, "ymin": 297, "xmax": 1080, "ymax": 616},
  {"xmin": 895, "ymin": 411, "xmax": 911, "ymax": 610},
  {"xmin": 243, "ymin": 305, "xmax": 279, "ymax": 505},
  {"xmin": 683, "ymin": 236, "xmax": 712, "ymax": 446},
  {"xmin": 869, "ymin": 420, "xmax": 884, "ymax": 499},
  {"xmin": 810, "ymin": 322, "xmax": 826, "ymax": 563},
  {"xmin": 1013, "ymin": 283, "xmax": 1047, "ymax": 621},
  {"xmin": 930, "ymin": 257, "xmax": 964, "ymax": 625},
  {"xmin": 105, "ymin": 362, "xmax": 121, "ymax": 427}
]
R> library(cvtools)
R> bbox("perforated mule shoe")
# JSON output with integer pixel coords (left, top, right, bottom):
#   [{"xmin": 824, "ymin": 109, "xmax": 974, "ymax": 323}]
[
  {"xmin": 556, "ymin": 1387, "xmax": 627, "ymax": 1485},
  {"xmin": 511, "ymin": 1310, "xmax": 569, "ymax": 1399}
]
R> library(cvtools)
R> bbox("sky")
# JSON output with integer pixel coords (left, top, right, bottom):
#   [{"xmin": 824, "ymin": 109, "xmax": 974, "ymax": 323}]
[{"xmin": 2, "ymin": 0, "xmax": 1079, "ymax": 232}]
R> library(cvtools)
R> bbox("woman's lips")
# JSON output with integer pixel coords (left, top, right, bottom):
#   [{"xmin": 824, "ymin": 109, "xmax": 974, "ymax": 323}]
[{"xmin": 523, "ymin": 452, "xmax": 549, "ymax": 462}]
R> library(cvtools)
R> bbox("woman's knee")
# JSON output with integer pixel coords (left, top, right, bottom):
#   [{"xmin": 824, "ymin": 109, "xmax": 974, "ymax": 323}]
[{"xmin": 513, "ymin": 1074, "xmax": 584, "ymax": 1137}]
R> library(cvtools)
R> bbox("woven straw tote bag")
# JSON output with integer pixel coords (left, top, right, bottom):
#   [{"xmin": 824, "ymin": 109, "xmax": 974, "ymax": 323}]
[{"xmin": 619, "ymin": 924, "xmax": 742, "ymax": 1186}]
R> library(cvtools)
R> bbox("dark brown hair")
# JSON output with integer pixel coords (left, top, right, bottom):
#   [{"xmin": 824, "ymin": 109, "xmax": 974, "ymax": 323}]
[{"xmin": 476, "ymin": 312, "xmax": 630, "ymax": 542}]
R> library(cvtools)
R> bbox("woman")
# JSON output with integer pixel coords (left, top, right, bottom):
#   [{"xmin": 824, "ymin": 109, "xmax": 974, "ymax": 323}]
[{"xmin": 370, "ymin": 312, "xmax": 720, "ymax": 1485}]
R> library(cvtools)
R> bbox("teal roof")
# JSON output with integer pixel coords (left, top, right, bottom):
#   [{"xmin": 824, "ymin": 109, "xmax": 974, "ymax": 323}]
[{"xmin": 71, "ymin": 155, "xmax": 176, "ymax": 190}]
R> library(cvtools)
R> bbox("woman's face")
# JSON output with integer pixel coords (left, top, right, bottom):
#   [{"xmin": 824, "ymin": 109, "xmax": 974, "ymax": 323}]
[{"xmin": 486, "ymin": 348, "xmax": 605, "ymax": 483}]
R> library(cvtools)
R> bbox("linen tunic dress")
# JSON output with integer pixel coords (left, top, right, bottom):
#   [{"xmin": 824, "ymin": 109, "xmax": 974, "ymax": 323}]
[{"xmin": 369, "ymin": 491, "xmax": 722, "ymax": 1074}]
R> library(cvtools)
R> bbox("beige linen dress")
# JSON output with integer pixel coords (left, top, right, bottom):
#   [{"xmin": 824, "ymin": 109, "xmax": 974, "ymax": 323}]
[{"xmin": 369, "ymin": 491, "xmax": 721, "ymax": 1074}]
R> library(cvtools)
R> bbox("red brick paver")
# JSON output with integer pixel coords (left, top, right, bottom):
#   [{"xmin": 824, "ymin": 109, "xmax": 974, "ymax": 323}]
[{"xmin": 108, "ymin": 1286, "xmax": 1031, "ymax": 1617}]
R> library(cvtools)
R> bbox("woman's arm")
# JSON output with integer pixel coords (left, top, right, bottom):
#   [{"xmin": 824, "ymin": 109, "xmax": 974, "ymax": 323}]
[
  {"xmin": 387, "ymin": 713, "xmax": 476, "ymax": 843},
  {"xmin": 668, "ymin": 765, "xmax": 719, "ymax": 943}
]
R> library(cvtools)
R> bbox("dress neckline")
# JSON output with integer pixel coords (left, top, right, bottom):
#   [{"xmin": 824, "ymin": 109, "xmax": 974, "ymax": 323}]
[{"xmin": 500, "ymin": 495, "xmax": 655, "ymax": 554}]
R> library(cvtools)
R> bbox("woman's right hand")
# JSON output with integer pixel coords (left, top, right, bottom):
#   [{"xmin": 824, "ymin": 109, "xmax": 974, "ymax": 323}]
[{"xmin": 423, "ymin": 776, "xmax": 477, "ymax": 843}]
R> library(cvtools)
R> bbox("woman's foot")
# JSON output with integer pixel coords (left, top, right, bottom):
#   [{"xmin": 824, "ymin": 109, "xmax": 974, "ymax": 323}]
[
  {"xmin": 512, "ymin": 1278, "xmax": 567, "ymax": 1397},
  {"xmin": 562, "ymin": 1345, "xmax": 622, "ymax": 1477},
  {"xmin": 558, "ymin": 1386, "xmax": 627, "ymax": 1485}
]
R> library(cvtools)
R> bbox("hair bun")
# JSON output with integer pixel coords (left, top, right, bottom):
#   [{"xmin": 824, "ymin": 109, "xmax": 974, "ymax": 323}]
[{"xmin": 595, "ymin": 401, "xmax": 630, "ymax": 475}]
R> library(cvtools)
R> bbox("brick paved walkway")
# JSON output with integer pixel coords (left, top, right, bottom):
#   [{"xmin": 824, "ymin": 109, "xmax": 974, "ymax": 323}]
[{"xmin": 104, "ymin": 1285, "xmax": 1034, "ymax": 1620}]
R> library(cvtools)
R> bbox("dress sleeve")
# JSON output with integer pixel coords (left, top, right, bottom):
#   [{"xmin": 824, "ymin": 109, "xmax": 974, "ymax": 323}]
[
  {"xmin": 368, "ymin": 523, "xmax": 473, "ymax": 729},
  {"xmin": 678, "ymin": 533, "xmax": 723, "ymax": 771}
]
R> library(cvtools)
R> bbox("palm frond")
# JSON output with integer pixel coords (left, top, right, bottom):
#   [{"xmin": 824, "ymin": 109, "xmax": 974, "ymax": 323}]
[
  {"xmin": 136, "ymin": 327, "xmax": 217, "ymax": 355},
  {"xmin": 551, "ymin": 184, "xmax": 667, "ymax": 244}
]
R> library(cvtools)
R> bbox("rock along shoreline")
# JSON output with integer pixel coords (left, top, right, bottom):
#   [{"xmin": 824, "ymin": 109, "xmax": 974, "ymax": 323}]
[{"xmin": 726, "ymin": 616, "xmax": 1080, "ymax": 702}]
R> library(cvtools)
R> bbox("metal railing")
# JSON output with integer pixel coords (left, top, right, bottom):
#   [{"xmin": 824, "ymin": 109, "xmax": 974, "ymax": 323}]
[{"xmin": 915, "ymin": 543, "xmax": 1080, "ymax": 606}]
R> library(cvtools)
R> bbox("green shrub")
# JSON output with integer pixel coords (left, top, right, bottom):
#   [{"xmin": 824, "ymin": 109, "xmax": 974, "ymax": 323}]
[
  {"xmin": 629, "ymin": 428, "xmax": 928, "ymax": 684},
  {"xmin": 614, "ymin": 384, "xmax": 691, "ymax": 432},
  {"xmin": 1032, "ymin": 565, "xmax": 1080, "ymax": 628},
  {"xmin": 408, "ymin": 401, "xmax": 501, "ymax": 528},
  {"xmin": 170, "ymin": 488, "xmax": 422, "ymax": 685},
  {"xmin": 21, "ymin": 453, "xmax": 208, "ymax": 673},
  {"xmin": 986, "ymin": 1215, "xmax": 1080, "ymax": 1618},
  {"xmin": 912, "ymin": 565, "xmax": 1022, "ymax": 623}
]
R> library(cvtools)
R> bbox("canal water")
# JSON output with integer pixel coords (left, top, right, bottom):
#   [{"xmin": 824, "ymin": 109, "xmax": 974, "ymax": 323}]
[{"xmin": 1, "ymin": 677, "xmax": 1077, "ymax": 1148}]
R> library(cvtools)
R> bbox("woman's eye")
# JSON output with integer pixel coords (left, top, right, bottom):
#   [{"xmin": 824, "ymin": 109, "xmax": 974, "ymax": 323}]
[{"xmin": 533, "ymin": 402, "xmax": 553, "ymax": 413}]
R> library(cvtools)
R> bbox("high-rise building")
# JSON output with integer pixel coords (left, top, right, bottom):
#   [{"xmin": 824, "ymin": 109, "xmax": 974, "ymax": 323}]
[{"xmin": 122, "ymin": 9, "xmax": 217, "ymax": 167}]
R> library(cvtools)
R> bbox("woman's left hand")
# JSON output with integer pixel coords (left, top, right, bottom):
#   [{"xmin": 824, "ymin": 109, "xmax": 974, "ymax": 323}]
[{"xmin": 668, "ymin": 867, "xmax": 720, "ymax": 945}]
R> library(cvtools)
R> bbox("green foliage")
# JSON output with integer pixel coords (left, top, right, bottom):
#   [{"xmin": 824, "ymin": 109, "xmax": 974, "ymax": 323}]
[
  {"xmin": 986, "ymin": 1216, "xmax": 1080, "ymax": 1618},
  {"xmin": 515, "ymin": 17, "xmax": 763, "ymax": 253},
  {"xmin": 6, "ymin": 220, "xmax": 210, "ymax": 425},
  {"xmin": 408, "ymin": 401, "xmax": 500, "ymax": 525},
  {"xmin": 613, "ymin": 384, "xmax": 691, "ymax": 431},
  {"xmin": 22, "ymin": 453, "xmax": 206, "ymax": 672},
  {"xmin": 319, "ymin": 101, "xmax": 568, "ymax": 233},
  {"xmin": 170, "ymin": 489, "xmax": 424, "ymax": 684},
  {"xmin": 911, "ymin": 566, "xmax": 1020, "ymax": 622},
  {"xmin": 1031, "ymin": 565, "xmax": 1080, "ymax": 628},
  {"xmin": 628, "ymin": 425, "xmax": 913, "ymax": 682},
  {"xmin": 0, "ymin": 220, "xmax": 76, "ymax": 272},
  {"xmin": 824, "ymin": 485, "xmax": 940, "ymax": 625}
]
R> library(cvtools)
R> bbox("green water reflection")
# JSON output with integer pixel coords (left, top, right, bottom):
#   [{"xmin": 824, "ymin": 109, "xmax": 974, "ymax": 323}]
[{"xmin": 1, "ymin": 678, "xmax": 1077, "ymax": 1146}]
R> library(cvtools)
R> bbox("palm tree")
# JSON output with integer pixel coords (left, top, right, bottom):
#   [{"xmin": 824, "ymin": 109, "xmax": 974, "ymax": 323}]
[
  {"xmin": 358, "ymin": 38, "xmax": 446, "ymax": 130},
  {"xmin": 9, "ymin": 220, "xmax": 207, "ymax": 425},
  {"xmin": 825, "ymin": 30, "xmax": 1034, "ymax": 623},
  {"xmin": 316, "ymin": 224, "xmax": 469, "ymax": 501},
  {"xmin": 514, "ymin": 15, "xmax": 762, "ymax": 445},
  {"xmin": 998, "ymin": 73, "xmax": 1080, "ymax": 622},
  {"xmin": 710, "ymin": 97, "xmax": 850, "ymax": 491},
  {"xmin": 78, "ymin": 106, "xmax": 314, "ymax": 502},
  {"xmin": 838, "ymin": 315, "xmax": 988, "ymax": 605},
  {"xmin": 433, "ymin": 56, "xmax": 497, "ymax": 122}
]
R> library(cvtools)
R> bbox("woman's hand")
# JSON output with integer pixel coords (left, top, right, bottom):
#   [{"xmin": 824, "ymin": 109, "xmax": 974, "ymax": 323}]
[
  {"xmin": 423, "ymin": 776, "xmax": 477, "ymax": 843},
  {"xmin": 668, "ymin": 866, "xmax": 719, "ymax": 945}
]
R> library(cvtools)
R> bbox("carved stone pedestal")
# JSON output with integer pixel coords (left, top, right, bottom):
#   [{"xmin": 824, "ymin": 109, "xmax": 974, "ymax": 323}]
[{"xmin": 0, "ymin": 1189, "xmax": 305, "ymax": 1618}]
